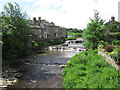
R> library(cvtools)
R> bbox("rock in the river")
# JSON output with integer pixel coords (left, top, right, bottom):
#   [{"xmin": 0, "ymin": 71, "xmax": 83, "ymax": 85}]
[
  {"xmin": 14, "ymin": 73, "xmax": 22, "ymax": 78},
  {"xmin": 59, "ymin": 65, "xmax": 66, "ymax": 68}
]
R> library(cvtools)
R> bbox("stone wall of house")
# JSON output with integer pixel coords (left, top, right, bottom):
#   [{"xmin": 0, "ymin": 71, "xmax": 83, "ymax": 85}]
[{"xmin": 30, "ymin": 17, "xmax": 67, "ymax": 40}]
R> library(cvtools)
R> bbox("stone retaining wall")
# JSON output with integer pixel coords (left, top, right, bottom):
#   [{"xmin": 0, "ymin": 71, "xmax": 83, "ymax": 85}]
[{"xmin": 98, "ymin": 50, "xmax": 120, "ymax": 71}]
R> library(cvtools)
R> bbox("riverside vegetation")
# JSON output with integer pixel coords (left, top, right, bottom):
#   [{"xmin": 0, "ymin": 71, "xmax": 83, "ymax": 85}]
[
  {"xmin": 1, "ymin": 2, "xmax": 120, "ymax": 88},
  {"xmin": 65, "ymin": 28, "xmax": 83, "ymax": 40},
  {"xmin": 82, "ymin": 10, "xmax": 120, "ymax": 64},
  {"xmin": 62, "ymin": 50, "xmax": 119, "ymax": 88},
  {"xmin": 62, "ymin": 10, "xmax": 120, "ymax": 88}
]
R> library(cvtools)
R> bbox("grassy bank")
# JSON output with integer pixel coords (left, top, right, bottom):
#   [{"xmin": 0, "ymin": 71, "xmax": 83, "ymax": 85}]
[
  {"xmin": 39, "ymin": 39, "xmax": 65, "ymax": 46},
  {"xmin": 62, "ymin": 50, "xmax": 119, "ymax": 88}
]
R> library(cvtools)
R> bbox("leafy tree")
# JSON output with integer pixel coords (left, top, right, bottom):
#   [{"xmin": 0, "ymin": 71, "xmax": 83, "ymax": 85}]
[
  {"xmin": 67, "ymin": 28, "xmax": 83, "ymax": 38},
  {"xmin": 83, "ymin": 10, "xmax": 108, "ymax": 49},
  {"xmin": 1, "ymin": 2, "xmax": 33, "ymax": 61}
]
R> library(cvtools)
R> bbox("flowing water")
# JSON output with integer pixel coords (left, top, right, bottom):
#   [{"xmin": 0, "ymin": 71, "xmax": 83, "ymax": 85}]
[{"xmin": 4, "ymin": 50, "xmax": 80, "ymax": 88}]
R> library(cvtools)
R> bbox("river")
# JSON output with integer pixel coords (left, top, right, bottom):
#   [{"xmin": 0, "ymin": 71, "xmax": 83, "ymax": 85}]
[{"xmin": 3, "ymin": 50, "xmax": 80, "ymax": 88}]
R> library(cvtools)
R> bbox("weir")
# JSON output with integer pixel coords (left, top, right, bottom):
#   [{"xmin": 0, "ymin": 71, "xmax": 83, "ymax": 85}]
[{"xmin": 48, "ymin": 39, "xmax": 86, "ymax": 52}]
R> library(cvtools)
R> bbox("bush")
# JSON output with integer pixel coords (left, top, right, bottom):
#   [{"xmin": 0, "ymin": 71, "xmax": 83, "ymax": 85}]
[
  {"xmin": 112, "ymin": 40, "xmax": 120, "ymax": 45},
  {"xmin": 62, "ymin": 50, "xmax": 119, "ymax": 88},
  {"xmin": 32, "ymin": 41, "xmax": 39, "ymax": 47},
  {"xmin": 114, "ymin": 32, "xmax": 120, "ymax": 40},
  {"xmin": 98, "ymin": 41, "xmax": 109, "ymax": 49}
]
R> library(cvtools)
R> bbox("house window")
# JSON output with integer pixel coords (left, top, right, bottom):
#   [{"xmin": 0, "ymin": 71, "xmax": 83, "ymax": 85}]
[
  {"xmin": 44, "ymin": 32, "xmax": 47, "ymax": 38},
  {"xmin": 39, "ymin": 35, "xmax": 41, "ymax": 38},
  {"xmin": 54, "ymin": 33, "xmax": 56, "ymax": 37},
  {"xmin": 39, "ymin": 30, "xmax": 41, "ymax": 32},
  {"xmin": 117, "ymin": 25, "xmax": 120, "ymax": 29},
  {"xmin": 54, "ymin": 33, "xmax": 58, "ymax": 38}
]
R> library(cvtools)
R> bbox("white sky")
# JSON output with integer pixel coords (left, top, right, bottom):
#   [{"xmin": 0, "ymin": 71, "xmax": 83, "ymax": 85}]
[{"xmin": 0, "ymin": 0, "xmax": 120, "ymax": 29}]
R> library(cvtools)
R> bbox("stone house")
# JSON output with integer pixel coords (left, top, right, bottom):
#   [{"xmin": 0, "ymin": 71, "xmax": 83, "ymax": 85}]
[
  {"xmin": 105, "ymin": 16, "xmax": 120, "ymax": 42},
  {"xmin": 105, "ymin": 16, "xmax": 120, "ymax": 31},
  {"xmin": 30, "ymin": 17, "xmax": 67, "ymax": 40}
]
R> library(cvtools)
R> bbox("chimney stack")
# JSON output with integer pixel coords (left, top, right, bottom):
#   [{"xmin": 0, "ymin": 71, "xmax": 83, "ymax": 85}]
[
  {"xmin": 38, "ymin": 17, "xmax": 41, "ymax": 21},
  {"xmin": 33, "ymin": 17, "xmax": 37, "ymax": 24},
  {"xmin": 38, "ymin": 17, "xmax": 41, "ymax": 23},
  {"xmin": 111, "ymin": 16, "xmax": 115, "ymax": 21},
  {"xmin": 33, "ymin": 17, "xmax": 36, "ymax": 21}
]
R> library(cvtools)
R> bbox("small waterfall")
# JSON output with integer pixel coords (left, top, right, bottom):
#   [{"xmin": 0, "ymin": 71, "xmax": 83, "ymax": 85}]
[{"xmin": 48, "ymin": 39, "xmax": 86, "ymax": 52}]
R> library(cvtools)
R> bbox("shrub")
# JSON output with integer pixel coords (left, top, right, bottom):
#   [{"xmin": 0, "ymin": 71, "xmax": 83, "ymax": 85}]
[
  {"xmin": 112, "ymin": 40, "xmax": 120, "ymax": 45},
  {"xmin": 114, "ymin": 32, "xmax": 120, "ymax": 40},
  {"xmin": 98, "ymin": 41, "xmax": 109, "ymax": 46},
  {"xmin": 32, "ymin": 41, "xmax": 39, "ymax": 47}
]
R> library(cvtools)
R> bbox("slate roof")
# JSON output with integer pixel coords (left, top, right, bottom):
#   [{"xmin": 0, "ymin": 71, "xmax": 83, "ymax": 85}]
[
  {"xmin": 105, "ymin": 20, "xmax": 120, "ymax": 25},
  {"xmin": 30, "ymin": 17, "xmax": 66, "ymax": 30}
]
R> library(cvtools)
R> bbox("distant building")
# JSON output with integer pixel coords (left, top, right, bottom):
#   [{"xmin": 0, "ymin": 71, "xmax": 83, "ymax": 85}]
[
  {"xmin": 105, "ymin": 16, "xmax": 120, "ymax": 31},
  {"xmin": 30, "ymin": 17, "xmax": 67, "ymax": 40},
  {"xmin": 105, "ymin": 16, "xmax": 120, "ymax": 41}
]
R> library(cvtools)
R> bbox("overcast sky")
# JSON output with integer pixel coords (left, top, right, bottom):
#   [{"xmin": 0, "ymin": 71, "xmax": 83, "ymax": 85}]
[{"xmin": 0, "ymin": 0, "xmax": 120, "ymax": 29}]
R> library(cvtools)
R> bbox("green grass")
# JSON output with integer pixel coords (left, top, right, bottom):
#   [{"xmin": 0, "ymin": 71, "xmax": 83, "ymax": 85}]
[
  {"xmin": 40, "ymin": 39, "xmax": 65, "ymax": 46},
  {"xmin": 62, "ymin": 50, "xmax": 120, "ymax": 88},
  {"xmin": 65, "ymin": 37, "xmax": 77, "ymax": 40}
]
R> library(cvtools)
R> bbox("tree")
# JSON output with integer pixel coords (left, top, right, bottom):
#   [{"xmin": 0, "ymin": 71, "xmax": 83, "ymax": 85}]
[
  {"xmin": 1, "ymin": 2, "xmax": 33, "ymax": 60},
  {"xmin": 82, "ymin": 10, "xmax": 108, "ymax": 49}
]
